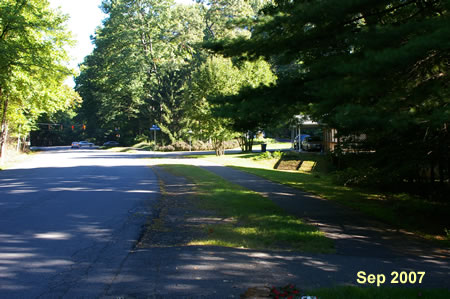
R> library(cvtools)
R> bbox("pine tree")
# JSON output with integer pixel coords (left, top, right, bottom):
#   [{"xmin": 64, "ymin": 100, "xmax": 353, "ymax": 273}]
[{"xmin": 209, "ymin": 0, "xmax": 449, "ymax": 188}]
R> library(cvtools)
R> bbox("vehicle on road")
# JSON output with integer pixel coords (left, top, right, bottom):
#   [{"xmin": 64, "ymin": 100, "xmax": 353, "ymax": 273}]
[
  {"xmin": 72, "ymin": 141, "xmax": 94, "ymax": 149},
  {"xmin": 79, "ymin": 141, "xmax": 94, "ymax": 148},
  {"xmin": 103, "ymin": 141, "xmax": 120, "ymax": 147}
]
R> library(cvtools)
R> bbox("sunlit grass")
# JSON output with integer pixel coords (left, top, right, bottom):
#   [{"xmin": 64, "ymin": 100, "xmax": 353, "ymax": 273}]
[
  {"xmin": 190, "ymin": 153, "xmax": 450, "ymax": 240},
  {"xmin": 160, "ymin": 164, "xmax": 334, "ymax": 253}
]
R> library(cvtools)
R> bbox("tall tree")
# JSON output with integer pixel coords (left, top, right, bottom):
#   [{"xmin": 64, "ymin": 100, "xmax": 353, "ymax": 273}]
[
  {"xmin": 184, "ymin": 0, "xmax": 276, "ymax": 152},
  {"xmin": 76, "ymin": 0, "xmax": 204, "ymax": 144},
  {"xmin": 0, "ymin": 0, "xmax": 76, "ymax": 162},
  {"xmin": 209, "ymin": 0, "xmax": 449, "ymax": 186},
  {"xmin": 185, "ymin": 56, "xmax": 240, "ymax": 155}
]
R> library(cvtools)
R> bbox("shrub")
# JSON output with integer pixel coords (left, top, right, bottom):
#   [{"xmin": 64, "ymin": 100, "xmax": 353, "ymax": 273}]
[
  {"xmin": 172, "ymin": 141, "xmax": 190, "ymax": 151},
  {"xmin": 332, "ymin": 167, "xmax": 362, "ymax": 186},
  {"xmin": 253, "ymin": 151, "xmax": 282, "ymax": 161},
  {"xmin": 193, "ymin": 141, "xmax": 214, "ymax": 151},
  {"xmin": 153, "ymin": 139, "xmax": 238, "ymax": 152},
  {"xmin": 333, "ymin": 166, "xmax": 383, "ymax": 187},
  {"xmin": 254, "ymin": 151, "xmax": 273, "ymax": 160},
  {"xmin": 158, "ymin": 145, "xmax": 175, "ymax": 152},
  {"xmin": 133, "ymin": 134, "xmax": 149, "ymax": 144},
  {"xmin": 272, "ymin": 150, "xmax": 282, "ymax": 159},
  {"xmin": 224, "ymin": 139, "xmax": 239, "ymax": 149}
]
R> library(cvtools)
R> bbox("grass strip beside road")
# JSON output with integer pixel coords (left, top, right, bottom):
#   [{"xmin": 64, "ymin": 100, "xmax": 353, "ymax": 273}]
[
  {"xmin": 159, "ymin": 164, "xmax": 334, "ymax": 253},
  {"xmin": 192, "ymin": 153, "xmax": 450, "ymax": 242}
]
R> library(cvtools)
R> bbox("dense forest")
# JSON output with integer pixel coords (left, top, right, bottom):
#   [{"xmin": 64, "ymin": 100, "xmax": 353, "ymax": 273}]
[
  {"xmin": 208, "ymin": 0, "xmax": 449, "ymax": 194},
  {"xmin": 74, "ymin": 0, "xmax": 275, "ymax": 152}
]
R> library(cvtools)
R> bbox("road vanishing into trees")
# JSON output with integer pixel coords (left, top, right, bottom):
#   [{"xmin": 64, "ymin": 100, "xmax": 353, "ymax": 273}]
[{"xmin": 0, "ymin": 148, "xmax": 159, "ymax": 298}]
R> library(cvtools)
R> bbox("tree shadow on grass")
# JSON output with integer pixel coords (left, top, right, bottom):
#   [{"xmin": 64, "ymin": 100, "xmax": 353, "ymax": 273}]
[
  {"xmin": 228, "ymin": 165, "xmax": 450, "ymax": 238},
  {"xmin": 153, "ymin": 164, "xmax": 334, "ymax": 253}
]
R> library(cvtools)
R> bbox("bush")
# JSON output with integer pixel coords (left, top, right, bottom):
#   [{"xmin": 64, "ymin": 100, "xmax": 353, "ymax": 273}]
[
  {"xmin": 153, "ymin": 139, "xmax": 239, "ymax": 152},
  {"xmin": 333, "ymin": 166, "xmax": 385, "ymax": 187},
  {"xmin": 254, "ymin": 137, "xmax": 276, "ymax": 145},
  {"xmin": 253, "ymin": 150, "xmax": 283, "ymax": 161},
  {"xmin": 133, "ymin": 134, "xmax": 149, "ymax": 144},
  {"xmin": 272, "ymin": 150, "xmax": 282, "ymax": 159},
  {"xmin": 332, "ymin": 167, "xmax": 362, "ymax": 186},
  {"xmin": 254, "ymin": 151, "xmax": 273, "ymax": 160},
  {"xmin": 192, "ymin": 141, "xmax": 214, "ymax": 151},
  {"xmin": 172, "ymin": 141, "xmax": 190, "ymax": 151},
  {"xmin": 224, "ymin": 139, "xmax": 239, "ymax": 149},
  {"xmin": 158, "ymin": 145, "xmax": 175, "ymax": 152}
]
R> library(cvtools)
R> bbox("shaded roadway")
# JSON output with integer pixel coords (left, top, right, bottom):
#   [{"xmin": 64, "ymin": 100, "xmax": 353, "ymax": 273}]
[{"xmin": 0, "ymin": 149, "xmax": 158, "ymax": 298}]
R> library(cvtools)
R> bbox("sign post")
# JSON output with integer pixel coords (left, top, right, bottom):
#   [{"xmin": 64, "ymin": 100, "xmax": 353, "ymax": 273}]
[
  {"xmin": 187, "ymin": 129, "xmax": 193, "ymax": 151},
  {"xmin": 150, "ymin": 125, "xmax": 161, "ymax": 145}
]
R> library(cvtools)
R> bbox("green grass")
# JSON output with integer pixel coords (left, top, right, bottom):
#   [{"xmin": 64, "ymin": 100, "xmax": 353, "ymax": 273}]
[
  {"xmin": 132, "ymin": 141, "xmax": 154, "ymax": 151},
  {"xmin": 191, "ymin": 153, "xmax": 450, "ymax": 241},
  {"xmin": 100, "ymin": 141, "xmax": 154, "ymax": 152},
  {"xmin": 308, "ymin": 286, "xmax": 450, "ymax": 299},
  {"xmin": 159, "ymin": 164, "xmax": 334, "ymax": 253}
]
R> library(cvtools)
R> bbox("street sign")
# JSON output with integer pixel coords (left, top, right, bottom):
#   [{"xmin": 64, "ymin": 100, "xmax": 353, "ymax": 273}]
[{"xmin": 150, "ymin": 125, "xmax": 160, "ymax": 145}]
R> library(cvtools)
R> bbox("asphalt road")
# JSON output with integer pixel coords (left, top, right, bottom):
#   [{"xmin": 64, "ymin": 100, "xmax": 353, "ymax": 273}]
[{"xmin": 0, "ymin": 148, "xmax": 158, "ymax": 298}]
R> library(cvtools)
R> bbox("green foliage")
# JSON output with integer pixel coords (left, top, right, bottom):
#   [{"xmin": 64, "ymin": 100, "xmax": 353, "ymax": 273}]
[
  {"xmin": 197, "ymin": 0, "xmax": 257, "ymax": 41},
  {"xmin": 76, "ymin": 0, "xmax": 205, "ymax": 145},
  {"xmin": 0, "ymin": 0, "xmax": 77, "ymax": 157},
  {"xmin": 184, "ymin": 55, "xmax": 241, "ymax": 155},
  {"xmin": 208, "ymin": 0, "xmax": 450, "ymax": 191},
  {"xmin": 185, "ymin": 54, "xmax": 276, "ymax": 154},
  {"xmin": 253, "ymin": 150, "xmax": 282, "ymax": 160},
  {"xmin": 76, "ymin": 0, "xmax": 275, "ymax": 151}
]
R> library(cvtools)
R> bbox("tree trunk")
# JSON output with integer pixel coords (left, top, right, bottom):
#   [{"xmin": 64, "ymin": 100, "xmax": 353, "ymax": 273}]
[
  {"xmin": 430, "ymin": 153, "xmax": 435, "ymax": 187},
  {"xmin": 214, "ymin": 138, "xmax": 225, "ymax": 156},
  {"xmin": 237, "ymin": 136, "xmax": 245, "ymax": 152},
  {"xmin": 0, "ymin": 87, "xmax": 9, "ymax": 164},
  {"xmin": 438, "ymin": 132, "xmax": 444, "ymax": 185}
]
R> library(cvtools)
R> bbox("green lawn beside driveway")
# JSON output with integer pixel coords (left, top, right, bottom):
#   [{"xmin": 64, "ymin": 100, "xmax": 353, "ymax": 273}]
[
  {"xmin": 159, "ymin": 164, "xmax": 334, "ymax": 253},
  {"xmin": 192, "ymin": 152, "xmax": 450, "ymax": 243}
]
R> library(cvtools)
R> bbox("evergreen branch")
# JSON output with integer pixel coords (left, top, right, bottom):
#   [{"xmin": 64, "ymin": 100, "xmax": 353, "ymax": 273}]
[{"xmin": 344, "ymin": 0, "xmax": 418, "ymax": 26}]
